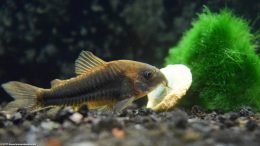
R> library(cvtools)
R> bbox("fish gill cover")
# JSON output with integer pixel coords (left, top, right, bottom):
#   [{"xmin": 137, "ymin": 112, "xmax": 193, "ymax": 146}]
[{"xmin": 165, "ymin": 8, "xmax": 260, "ymax": 111}]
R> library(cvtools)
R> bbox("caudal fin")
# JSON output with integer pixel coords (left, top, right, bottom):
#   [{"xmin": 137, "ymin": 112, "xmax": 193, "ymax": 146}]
[{"xmin": 1, "ymin": 81, "xmax": 42, "ymax": 113}]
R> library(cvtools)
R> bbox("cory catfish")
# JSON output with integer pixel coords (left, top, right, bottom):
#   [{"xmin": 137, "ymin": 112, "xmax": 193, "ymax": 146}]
[{"xmin": 2, "ymin": 50, "xmax": 167, "ymax": 113}]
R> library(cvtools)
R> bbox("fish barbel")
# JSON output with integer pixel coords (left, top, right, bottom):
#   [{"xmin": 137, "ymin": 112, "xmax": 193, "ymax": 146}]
[{"xmin": 1, "ymin": 50, "xmax": 167, "ymax": 113}]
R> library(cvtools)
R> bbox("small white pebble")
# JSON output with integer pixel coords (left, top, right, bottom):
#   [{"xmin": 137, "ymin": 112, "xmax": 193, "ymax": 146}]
[
  {"xmin": 71, "ymin": 142, "xmax": 97, "ymax": 146},
  {"xmin": 134, "ymin": 124, "xmax": 143, "ymax": 130},
  {"xmin": 41, "ymin": 120, "xmax": 59, "ymax": 130},
  {"xmin": 69, "ymin": 112, "xmax": 83, "ymax": 124},
  {"xmin": 5, "ymin": 113, "xmax": 12, "ymax": 120},
  {"xmin": 12, "ymin": 112, "xmax": 22, "ymax": 120}
]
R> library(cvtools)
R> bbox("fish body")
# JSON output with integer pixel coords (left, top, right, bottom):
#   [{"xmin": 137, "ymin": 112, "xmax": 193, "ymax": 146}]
[{"xmin": 1, "ymin": 51, "xmax": 167, "ymax": 113}]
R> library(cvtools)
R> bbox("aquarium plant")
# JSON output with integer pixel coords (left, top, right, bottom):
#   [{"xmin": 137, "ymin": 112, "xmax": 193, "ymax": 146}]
[{"xmin": 165, "ymin": 8, "xmax": 260, "ymax": 111}]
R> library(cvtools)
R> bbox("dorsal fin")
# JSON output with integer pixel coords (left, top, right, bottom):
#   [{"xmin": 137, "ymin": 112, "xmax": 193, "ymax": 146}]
[
  {"xmin": 51, "ymin": 79, "xmax": 64, "ymax": 87},
  {"xmin": 75, "ymin": 50, "xmax": 106, "ymax": 75}
]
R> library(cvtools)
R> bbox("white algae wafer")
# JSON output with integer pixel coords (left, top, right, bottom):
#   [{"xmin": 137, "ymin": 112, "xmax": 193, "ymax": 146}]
[{"xmin": 147, "ymin": 64, "xmax": 192, "ymax": 112}]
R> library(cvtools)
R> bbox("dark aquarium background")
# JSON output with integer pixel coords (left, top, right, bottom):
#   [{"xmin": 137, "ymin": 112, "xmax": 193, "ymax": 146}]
[{"xmin": 0, "ymin": 0, "xmax": 259, "ymax": 103}]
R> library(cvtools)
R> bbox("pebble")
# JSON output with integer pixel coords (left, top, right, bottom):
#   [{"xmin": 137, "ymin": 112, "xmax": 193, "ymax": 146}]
[
  {"xmin": 175, "ymin": 116, "xmax": 188, "ymax": 129},
  {"xmin": 134, "ymin": 108, "xmax": 154, "ymax": 116},
  {"xmin": 78, "ymin": 104, "xmax": 89, "ymax": 117},
  {"xmin": 41, "ymin": 120, "xmax": 60, "ymax": 130},
  {"xmin": 62, "ymin": 120, "xmax": 74, "ymax": 128},
  {"xmin": 181, "ymin": 129, "xmax": 201, "ymax": 142},
  {"xmin": 91, "ymin": 117, "xmax": 122, "ymax": 133},
  {"xmin": 245, "ymin": 120, "xmax": 258, "ymax": 131},
  {"xmin": 69, "ymin": 112, "xmax": 83, "ymax": 124},
  {"xmin": 17, "ymin": 108, "xmax": 28, "ymax": 117},
  {"xmin": 70, "ymin": 142, "xmax": 97, "ymax": 146},
  {"xmin": 0, "ymin": 113, "xmax": 7, "ymax": 127},
  {"xmin": 55, "ymin": 107, "xmax": 74, "ymax": 123},
  {"xmin": 191, "ymin": 120, "xmax": 212, "ymax": 134},
  {"xmin": 46, "ymin": 137, "xmax": 62, "ymax": 146},
  {"xmin": 229, "ymin": 112, "xmax": 239, "ymax": 121},
  {"xmin": 117, "ymin": 109, "xmax": 134, "ymax": 117},
  {"xmin": 111, "ymin": 127, "xmax": 125, "ymax": 139},
  {"xmin": 171, "ymin": 110, "xmax": 188, "ymax": 129},
  {"xmin": 239, "ymin": 107, "xmax": 253, "ymax": 117},
  {"xmin": 11, "ymin": 112, "xmax": 23, "ymax": 125},
  {"xmin": 191, "ymin": 105, "xmax": 206, "ymax": 117},
  {"xmin": 26, "ymin": 112, "xmax": 36, "ymax": 121}
]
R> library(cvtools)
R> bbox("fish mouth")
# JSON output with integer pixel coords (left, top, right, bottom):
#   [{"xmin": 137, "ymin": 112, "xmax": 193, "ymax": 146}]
[
  {"xmin": 162, "ymin": 80, "xmax": 168, "ymax": 87},
  {"xmin": 161, "ymin": 76, "xmax": 171, "ymax": 90}
]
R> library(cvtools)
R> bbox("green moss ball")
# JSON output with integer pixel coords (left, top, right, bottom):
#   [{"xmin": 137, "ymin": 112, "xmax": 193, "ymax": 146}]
[{"xmin": 165, "ymin": 9, "xmax": 260, "ymax": 111}]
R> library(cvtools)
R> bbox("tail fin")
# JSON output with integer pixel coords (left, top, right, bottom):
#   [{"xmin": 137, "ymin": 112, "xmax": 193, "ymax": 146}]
[{"xmin": 1, "ymin": 81, "xmax": 42, "ymax": 113}]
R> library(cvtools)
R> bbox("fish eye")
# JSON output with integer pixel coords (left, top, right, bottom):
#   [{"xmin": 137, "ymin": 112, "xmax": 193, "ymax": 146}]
[{"xmin": 143, "ymin": 70, "xmax": 153, "ymax": 80}]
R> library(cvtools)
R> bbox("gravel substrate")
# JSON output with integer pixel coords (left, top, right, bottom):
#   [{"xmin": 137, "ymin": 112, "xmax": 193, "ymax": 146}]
[{"xmin": 0, "ymin": 105, "xmax": 259, "ymax": 146}]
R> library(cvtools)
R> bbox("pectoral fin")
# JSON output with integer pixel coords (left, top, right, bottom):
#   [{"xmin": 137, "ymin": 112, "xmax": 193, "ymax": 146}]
[
  {"xmin": 97, "ymin": 105, "xmax": 113, "ymax": 112},
  {"xmin": 113, "ymin": 97, "xmax": 135, "ymax": 112},
  {"xmin": 31, "ymin": 106, "xmax": 58, "ymax": 113}
]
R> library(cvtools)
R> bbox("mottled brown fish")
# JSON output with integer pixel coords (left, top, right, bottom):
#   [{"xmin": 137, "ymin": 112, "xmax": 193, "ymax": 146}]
[{"xmin": 1, "ymin": 50, "xmax": 167, "ymax": 113}]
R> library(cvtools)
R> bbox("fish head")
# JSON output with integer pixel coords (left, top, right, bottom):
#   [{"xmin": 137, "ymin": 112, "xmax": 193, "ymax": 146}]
[{"xmin": 133, "ymin": 63, "xmax": 168, "ymax": 96}]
